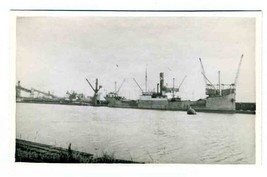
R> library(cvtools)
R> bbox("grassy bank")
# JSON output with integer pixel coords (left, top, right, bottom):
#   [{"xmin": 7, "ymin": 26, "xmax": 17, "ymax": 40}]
[{"xmin": 16, "ymin": 139, "xmax": 141, "ymax": 163}]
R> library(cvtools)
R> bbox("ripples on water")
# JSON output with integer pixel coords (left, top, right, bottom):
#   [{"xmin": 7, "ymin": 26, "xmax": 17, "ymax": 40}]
[{"xmin": 16, "ymin": 103, "xmax": 255, "ymax": 164}]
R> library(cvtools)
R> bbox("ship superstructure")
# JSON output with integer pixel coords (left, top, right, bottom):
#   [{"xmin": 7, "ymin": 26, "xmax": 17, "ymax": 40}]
[
  {"xmin": 198, "ymin": 54, "xmax": 243, "ymax": 111},
  {"xmin": 136, "ymin": 72, "xmax": 191, "ymax": 110}
]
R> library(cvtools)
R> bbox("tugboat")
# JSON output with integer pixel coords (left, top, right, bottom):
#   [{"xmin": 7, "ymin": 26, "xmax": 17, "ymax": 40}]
[{"xmin": 187, "ymin": 106, "xmax": 196, "ymax": 115}]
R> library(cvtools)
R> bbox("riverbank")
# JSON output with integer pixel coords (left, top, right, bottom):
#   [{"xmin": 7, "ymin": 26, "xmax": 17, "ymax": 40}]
[{"xmin": 16, "ymin": 139, "xmax": 141, "ymax": 163}]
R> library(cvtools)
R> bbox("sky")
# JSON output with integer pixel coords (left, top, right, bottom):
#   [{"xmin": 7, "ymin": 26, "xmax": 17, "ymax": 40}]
[{"xmin": 16, "ymin": 15, "xmax": 256, "ymax": 102}]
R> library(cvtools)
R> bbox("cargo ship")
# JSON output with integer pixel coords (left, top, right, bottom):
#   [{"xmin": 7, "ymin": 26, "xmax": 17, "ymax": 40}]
[
  {"xmin": 105, "ymin": 72, "xmax": 235, "ymax": 113},
  {"xmin": 104, "ymin": 55, "xmax": 255, "ymax": 114}
]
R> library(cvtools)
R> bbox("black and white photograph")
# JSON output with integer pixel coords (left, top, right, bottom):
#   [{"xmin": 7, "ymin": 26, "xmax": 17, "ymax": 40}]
[{"xmin": 13, "ymin": 11, "xmax": 260, "ymax": 164}]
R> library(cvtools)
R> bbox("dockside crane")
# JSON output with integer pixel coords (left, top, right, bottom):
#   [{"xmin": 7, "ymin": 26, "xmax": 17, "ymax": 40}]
[
  {"xmin": 16, "ymin": 81, "xmax": 60, "ymax": 99},
  {"xmin": 86, "ymin": 78, "xmax": 102, "ymax": 105},
  {"xmin": 31, "ymin": 88, "xmax": 60, "ymax": 99},
  {"xmin": 16, "ymin": 81, "xmax": 31, "ymax": 98}
]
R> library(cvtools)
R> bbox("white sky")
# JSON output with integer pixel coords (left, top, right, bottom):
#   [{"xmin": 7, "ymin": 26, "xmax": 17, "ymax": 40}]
[{"xmin": 16, "ymin": 16, "xmax": 256, "ymax": 102}]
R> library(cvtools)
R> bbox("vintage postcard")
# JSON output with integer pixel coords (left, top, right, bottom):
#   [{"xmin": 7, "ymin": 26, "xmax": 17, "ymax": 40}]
[{"xmin": 11, "ymin": 10, "xmax": 261, "ymax": 164}]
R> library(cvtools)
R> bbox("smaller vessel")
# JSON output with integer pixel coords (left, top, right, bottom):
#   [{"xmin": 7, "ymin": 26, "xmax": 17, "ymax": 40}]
[{"xmin": 187, "ymin": 106, "xmax": 196, "ymax": 115}]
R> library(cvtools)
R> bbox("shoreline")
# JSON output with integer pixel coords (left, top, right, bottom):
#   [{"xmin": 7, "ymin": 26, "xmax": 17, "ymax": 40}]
[
  {"xmin": 16, "ymin": 139, "xmax": 141, "ymax": 163},
  {"xmin": 16, "ymin": 101, "xmax": 255, "ymax": 114}
]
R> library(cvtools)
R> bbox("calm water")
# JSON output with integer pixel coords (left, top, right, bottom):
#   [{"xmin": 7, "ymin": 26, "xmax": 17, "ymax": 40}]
[{"xmin": 16, "ymin": 103, "xmax": 255, "ymax": 164}]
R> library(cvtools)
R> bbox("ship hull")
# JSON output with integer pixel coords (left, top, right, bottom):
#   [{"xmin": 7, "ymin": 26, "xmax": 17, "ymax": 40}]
[
  {"xmin": 205, "ymin": 93, "xmax": 236, "ymax": 110},
  {"xmin": 106, "ymin": 93, "xmax": 255, "ymax": 114}
]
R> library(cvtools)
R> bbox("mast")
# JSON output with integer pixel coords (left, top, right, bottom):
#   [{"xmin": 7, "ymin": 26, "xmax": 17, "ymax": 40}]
[
  {"xmin": 218, "ymin": 71, "xmax": 221, "ymax": 96},
  {"xmin": 145, "ymin": 65, "xmax": 148, "ymax": 92},
  {"xmin": 172, "ymin": 78, "xmax": 175, "ymax": 98}
]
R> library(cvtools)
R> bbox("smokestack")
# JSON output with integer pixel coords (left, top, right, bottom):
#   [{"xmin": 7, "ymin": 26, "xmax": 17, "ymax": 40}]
[
  {"xmin": 115, "ymin": 81, "xmax": 117, "ymax": 93},
  {"xmin": 160, "ymin": 72, "xmax": 164, "ymax": 95},
  {"xmin": 157, "ymin": 83, "xmax": 159, "ymax": 93},
  {"xmin": 218, "ymin": 71, "xmax": 221, "ymax": 96}
]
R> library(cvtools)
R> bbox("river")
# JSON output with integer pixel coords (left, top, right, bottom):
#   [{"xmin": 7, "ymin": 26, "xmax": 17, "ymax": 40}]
[{"xmin": 16, "ymin": 103, "xmax": 255, "ymax": 164}]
